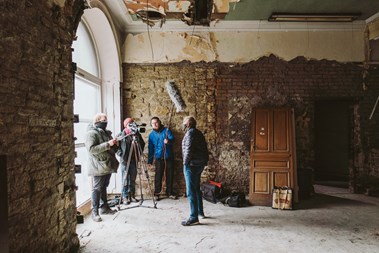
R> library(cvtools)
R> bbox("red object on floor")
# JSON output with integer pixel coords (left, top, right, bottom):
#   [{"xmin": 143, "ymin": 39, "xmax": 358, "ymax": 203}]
[{"xmin": 209, "ymin": 180, "xmax": 222, "ymax": 188}]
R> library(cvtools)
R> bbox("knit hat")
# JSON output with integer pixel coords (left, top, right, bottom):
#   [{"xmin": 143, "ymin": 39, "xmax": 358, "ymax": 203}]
[{"xmin": 123, "ymin": 117, "xmax": 134, "ymax": 128}]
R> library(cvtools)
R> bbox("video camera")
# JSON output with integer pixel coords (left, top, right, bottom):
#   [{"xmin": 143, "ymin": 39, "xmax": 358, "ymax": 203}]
[{"xmin": 128, "ymin": 122, "xmax": 146, "ymax": 134}]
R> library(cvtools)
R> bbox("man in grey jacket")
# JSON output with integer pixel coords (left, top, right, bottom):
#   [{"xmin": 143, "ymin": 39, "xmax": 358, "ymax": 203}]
[
  {"xmin": 181, "ymin": 116, "xmax": 209, "ymax": 226},
  {"xmin": 85, "ymin": 113, "xmax": 119, "ymax": 222}
]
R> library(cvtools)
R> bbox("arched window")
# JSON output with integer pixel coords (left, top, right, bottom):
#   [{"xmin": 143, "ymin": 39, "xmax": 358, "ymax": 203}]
[{"xmin": 73, "ymin": 9, "xmax": 121, "ymax": 207}]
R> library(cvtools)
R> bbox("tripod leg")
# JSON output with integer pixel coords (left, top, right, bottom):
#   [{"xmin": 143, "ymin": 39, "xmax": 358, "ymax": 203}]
[{"xmin": 134, "ymin": 138, "xmax": 158, "ymax": 208}]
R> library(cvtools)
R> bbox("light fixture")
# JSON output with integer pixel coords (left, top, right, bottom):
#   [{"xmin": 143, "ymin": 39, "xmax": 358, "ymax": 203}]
[{"xmin": 268, "ymin": 13, "xmax": 361, "ymax": 22}]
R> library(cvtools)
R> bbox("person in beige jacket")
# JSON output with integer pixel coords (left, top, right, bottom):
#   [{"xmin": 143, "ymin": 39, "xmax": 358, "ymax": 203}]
[{"xmin": 85, "ymin": 113, "xmax": 119, "ymax": 222}]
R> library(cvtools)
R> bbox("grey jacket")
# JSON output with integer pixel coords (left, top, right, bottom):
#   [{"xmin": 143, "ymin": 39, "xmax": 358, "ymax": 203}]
[
  {"xmin": 182, "ymin": 127, "xmax": 209, "ymax": 166},
  {"xmin": 85, "ymin": 124, "xmax": 119, "ymax": 176},
  {"xmin": 116, "ymin": 130, "xmax": 145, "ymax": 169}
]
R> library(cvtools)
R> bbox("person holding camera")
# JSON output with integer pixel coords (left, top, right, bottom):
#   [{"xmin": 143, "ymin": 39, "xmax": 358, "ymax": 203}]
[
  {"xmin": 181, "ymin": 116, "xmax": 209, "ymax": 226},
  {"xmin": 85, "ymin": 113, "xmax": 119, "ymax": 222},
  {"xmin": 116, "ymin": 117, "xmax": 145, "ymax": 205},
  {"xmin": 147, "ymin": 116, "xmax": 177, "ymax": 200}
]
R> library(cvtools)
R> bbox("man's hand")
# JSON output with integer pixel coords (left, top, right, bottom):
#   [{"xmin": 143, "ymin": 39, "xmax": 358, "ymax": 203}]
[
  {"xmin": 108, "ymin": 139, "xmax": 117, "ymax": 146},
  {"xmin": 164, "ymin": 138, "xmax": 168, "ymax": 144}
]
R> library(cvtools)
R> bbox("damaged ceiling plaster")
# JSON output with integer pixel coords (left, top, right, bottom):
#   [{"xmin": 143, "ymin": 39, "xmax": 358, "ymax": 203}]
[{"xmin": 124, "ymin": 0, "xmax": 240, "ymax": 27}]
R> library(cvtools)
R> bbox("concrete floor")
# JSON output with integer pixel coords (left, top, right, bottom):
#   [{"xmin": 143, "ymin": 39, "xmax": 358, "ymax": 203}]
[{"xmin": 77, "ymin": 185, "xmax": 379, "ymax": 253}]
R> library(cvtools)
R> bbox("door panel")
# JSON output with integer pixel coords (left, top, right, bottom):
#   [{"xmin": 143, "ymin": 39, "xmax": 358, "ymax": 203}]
[
  {"xmin": 254, "ymin": 110, "xmax": 270, "ymax": 152},
  {"xmin": 273, "ymin": 172, "xmax": 290, "ymax": 187},
  {"xmin": 250, "ymin": 108, "xmax": 296, "ymax": 206},
  {"xmin": 273, "ymin": 110, "xmax": 289, "ymax": 152},
  {"xmin": 253, "ymin": 172, "xmax": 270, "ymax": 193}
]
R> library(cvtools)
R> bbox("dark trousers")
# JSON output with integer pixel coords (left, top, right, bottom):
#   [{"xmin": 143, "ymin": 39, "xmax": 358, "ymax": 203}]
[
  {"xmin": 122, "ymin": 160, "xmax": 137, "ymax": 199},
  {"xmin": 154, "ymin": 158, "xmax": 175, "ymax": 196},
  {"xmin": 91, "ymin": 174, "xmax": 111, "ymax": 210}
]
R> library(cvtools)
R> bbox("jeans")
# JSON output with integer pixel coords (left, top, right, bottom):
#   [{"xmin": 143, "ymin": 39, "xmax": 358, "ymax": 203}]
[
  {"xmin": 154, "ymin": 158, "xmax": 175, "ymax": 195},
  {"xmin": 92, "ymin": 174, "xmax": 111, "ymax": 210},
  {"xmin": 183, "ymin": 164, "xmax": 204, "ymax": 221},
  {"xmin": 122, "ymin": 160, "xmax": 137, "ymax": 199}
]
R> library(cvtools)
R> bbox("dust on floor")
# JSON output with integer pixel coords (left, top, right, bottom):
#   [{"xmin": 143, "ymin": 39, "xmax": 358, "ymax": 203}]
[{"xmin": 77, "ymin": 186, "xmax": 379, "ymax": 253}]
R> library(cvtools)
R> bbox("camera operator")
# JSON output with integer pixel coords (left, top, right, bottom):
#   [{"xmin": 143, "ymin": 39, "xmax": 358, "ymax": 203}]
[
  {"xmin": 147, "ymin": 117, "xmax": 177, "ymax": 200},
  {"xmin": 116, "ymin": 118, "xmax": 145, "ymax": 205}
]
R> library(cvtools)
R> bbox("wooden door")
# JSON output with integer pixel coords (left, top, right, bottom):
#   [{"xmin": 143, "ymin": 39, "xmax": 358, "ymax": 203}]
[{"xmin": 249, "ymin": 108, "xmax": 297, "ymax": 206}]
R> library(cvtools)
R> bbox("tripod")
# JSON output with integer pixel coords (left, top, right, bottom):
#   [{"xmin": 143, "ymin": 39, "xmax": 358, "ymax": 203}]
[{"xmin": 116, "ymin": 133, "xmax": 157, "ymax": 211}]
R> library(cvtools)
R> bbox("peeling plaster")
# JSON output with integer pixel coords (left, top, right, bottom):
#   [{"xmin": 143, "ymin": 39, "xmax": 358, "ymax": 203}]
[
  {"xmin": 214, "ymin": 0, "xmax": 239, "ymax": 13},
  {"xmin": 123, "ymin": 32, "xmax": 216, "ymax": 62},
  {"xmin": 123, "ymin": 30, "xmax": 365, "ymax": 63}
]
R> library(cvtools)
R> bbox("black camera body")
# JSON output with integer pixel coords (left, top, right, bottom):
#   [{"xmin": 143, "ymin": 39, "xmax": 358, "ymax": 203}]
[{"xmin": 128, "ymin": 122, "xmax": 146, "ymax": 134}]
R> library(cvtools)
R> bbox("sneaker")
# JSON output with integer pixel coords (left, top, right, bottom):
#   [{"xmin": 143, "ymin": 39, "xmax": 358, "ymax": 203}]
[
  {"xmin": 91, "ymin": 210, "xmax": 102, "ymax": 222},
  {"xmin": 154, "ymin": 194, "xmax": 160, "ymax": 201},
  {"xmin": 198, "ymin": 213, "xmax": 206, "ymax": 219},
  {"xmin": 169, "ymin": 195, "xmax": 178, "ymax": 200},
  {"xmin": 100, "ymin": 206, "xmax": 117, "ymax": 215},
  {"xmin": 181, "ymin": 218, "xmax": 199, "ymax": 226}
]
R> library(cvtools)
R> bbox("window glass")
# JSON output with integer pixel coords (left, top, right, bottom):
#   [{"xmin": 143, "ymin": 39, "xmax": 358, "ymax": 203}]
[
  {"xmin": 73, "ymin": 77, "xmax": 100, "ymax": 124},
  {"xmin": 73, "ymin": 21, "xmax": 102, "ymax": 207},
  {"xmin": 72, "ymin": 22, "xmax": 99, "ymax": 77}
]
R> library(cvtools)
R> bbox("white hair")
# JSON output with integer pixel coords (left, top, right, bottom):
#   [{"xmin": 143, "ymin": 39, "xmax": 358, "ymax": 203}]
[{"xmin": 93, "ymin": 113, "xmax": 107, "ymax": 123}]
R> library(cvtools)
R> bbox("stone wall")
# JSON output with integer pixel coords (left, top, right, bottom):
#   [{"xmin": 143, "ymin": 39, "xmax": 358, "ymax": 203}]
[
  {"xmin": 0, "ymin": 0, "xmax": 84, "ymax": 252},
  {"xmin": 122, "ymin": 57, "xmax": 379, "ymax": 194}
]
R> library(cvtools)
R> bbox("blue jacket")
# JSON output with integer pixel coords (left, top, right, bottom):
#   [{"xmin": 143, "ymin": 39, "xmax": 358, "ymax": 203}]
[{"xmin": 148, "ymin": 126, "xmax": 174, "ymax": 164}]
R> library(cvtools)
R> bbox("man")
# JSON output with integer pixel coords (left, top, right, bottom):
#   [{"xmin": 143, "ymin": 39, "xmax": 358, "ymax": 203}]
[
  {"xmin": 85, "ymin": 113, "xmax": 119, "ymax": 222},
  {"xmin": 147, "ymin": 116, "xmax": 176, "ymax": 200},
  {"xmin": 116, "ymin": 118, "xmax": 145, "ymax": 205},
  {"xmin": 181, "ymin": 116, "xmax": 209, "ymax": 226}
]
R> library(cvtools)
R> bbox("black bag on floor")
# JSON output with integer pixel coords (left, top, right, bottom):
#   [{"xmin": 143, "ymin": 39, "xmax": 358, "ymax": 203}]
[
  {"xmin": 201, "ymin": 182, "xmax": 222, "ymax": 204},
  {"xmin": 225, "ymin": 192, "xmax": 246, "ymax": 207}
]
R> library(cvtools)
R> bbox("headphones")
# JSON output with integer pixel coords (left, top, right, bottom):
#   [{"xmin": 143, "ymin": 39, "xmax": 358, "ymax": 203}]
[{"xmin": 150, "ymin": 117, "xmax": 161, "ymax": 127}]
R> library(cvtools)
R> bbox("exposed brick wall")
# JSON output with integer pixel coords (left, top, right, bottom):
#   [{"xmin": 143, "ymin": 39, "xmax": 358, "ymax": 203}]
[
  {"xmin": 122, "ymin": 56, "xmax": 379, "ymax": 194},
  {"xmin": 122, "ymin": 62, "xmax": 217, "ymax": 194},
  {"xmin": 0, "ymin": 0, "xmax": 84, "ymax": 252}
]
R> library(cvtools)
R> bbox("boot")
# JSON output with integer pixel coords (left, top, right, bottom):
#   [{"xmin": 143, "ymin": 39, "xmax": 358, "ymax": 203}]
[
  {"xmin": 91, "ymin": 209, "xmax": 102, "ymax": 222},
  {"xmin": 100, "ymin": 205, "xmax": 117, "ymax": 215},
  {"xmin": 131, "ymin": 193, "xmax": 139, "ymax": 202},
  {"xmin": 123, "ymin": 197, "xmax": 130, "ymax": 205}
]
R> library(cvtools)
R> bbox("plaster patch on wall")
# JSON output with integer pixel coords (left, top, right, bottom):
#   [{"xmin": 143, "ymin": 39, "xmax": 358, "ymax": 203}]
[
  {"xmin": 137, "ymin": 34, "xmax": 145, "ymax": 43},
  {"xmin": 182, "ymin": 33, "xmax": 216, "ymax": 61},
  {"xmin": 214, "ymin": 31, "xmax": 365, "ymax": 63},
  {"xmin": 122, "ymin": 30, "xmax": 365, "ymax": 63},
  {"xmin": 123, "ymin": 32, "xmax": 216, "ymax": 62},
  {"xmin": 214, "ymin": 0, "xmax": 235, "ymax": 13}
]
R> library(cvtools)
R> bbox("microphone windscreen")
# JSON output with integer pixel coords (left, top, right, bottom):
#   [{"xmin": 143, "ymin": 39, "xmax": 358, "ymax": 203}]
[{"xmin": 165, "ymin": 80, "xmax": 186, "ymax": 112}]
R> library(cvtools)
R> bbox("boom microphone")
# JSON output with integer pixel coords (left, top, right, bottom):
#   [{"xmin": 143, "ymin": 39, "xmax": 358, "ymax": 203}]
[{"xmin": 165, "ymin": 80, "xmax": 186, "ymax": 112}]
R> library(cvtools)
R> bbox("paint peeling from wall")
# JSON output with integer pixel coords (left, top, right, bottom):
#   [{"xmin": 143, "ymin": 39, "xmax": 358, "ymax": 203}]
[
  {"xmin": 122, "ymin": 30, "xmax": 365, "ymax": 63},
  {"xmin": 122, "ymin": 32, "xmax": 217, "ymax": 63}
]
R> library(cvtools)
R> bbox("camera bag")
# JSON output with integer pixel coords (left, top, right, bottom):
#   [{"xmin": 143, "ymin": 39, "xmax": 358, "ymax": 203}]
[
  {"xmin": 225, "ymin": 192, "xmax": 246, "ymax": 207},
  {"xmin": 201, "ymin": 181, "xmax": 222, "ymax": 203}
]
